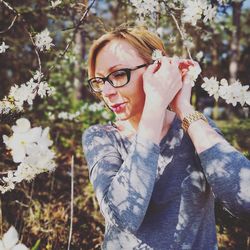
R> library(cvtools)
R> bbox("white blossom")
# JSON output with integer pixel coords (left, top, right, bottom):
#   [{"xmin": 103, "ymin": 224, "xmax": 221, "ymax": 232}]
[
  {"xmin": 58, "ymin": 111, "xmax": 81, "ymax": 120},
  {"xmin": 203, "ymin": 5, "xmax": 217, "ymax": 23},
  {"xmin": 202, "ymin": 77, "xmax": 250, "ymax": 106},
  {"xmin": 183, "ymin": 40, "xmax": 194, "ymax": 50},
  {"xmin": 51, "ymin": 0, "xmax": 62, "ymax": 8},
  {"xmin": 218, "ymin": 78, "xmax": 230, "ymax": 100},
  {"xmin": 152, "ymin": 49, "xmax": 164, "ymax": 61},
  {"xmin": 182, "ymin": 1, "xmax": 216, "ymax": 26},
  {"xmin": 3, "ymin": 118, "xmax": 42, "ymax": 163},
  {"xmin": 182, "ymin": 0, "xmax": 205, "ymax": 26},
  {"xmin": 185, "ymin": 63, "xmax": 202, "ymax": 87},
  {"xmin": 38, "ymin": 81, "xmax": 53, "ymax": 98},
  {"xmin": 201, "ymin": 77, "xmax": 220, "ymax": 99},
  {"xmin": 9, "ymin": 83, "xmax": 35, "ymax": 108},
  {"xmin": 88, "ymin": 102, "xmax": 105, "ymax": 112},
  {"xmin": 102, "ymin": 110, "xmax": 112, "ymax": 120},
  {"xmin": 0, "ymin": 226, "xmax": 29, "ymax": 250},
  {"xmin": 195, "ymin": 51, "xmax": 204, "ymax": 61},
  {"xmin": 156, "ymin": 27, "xmax": 164, "ymax": 38},
  {"xmin": 1, "ymin": 118, "xmax": 55, "ymax": 193},
  {"xmin": 34, "ymin": 28, "xmax": 54, "ymax": 51},
  {"xmin": 224, "ymin": 81, "xmax": 248, "ymax": 106},
  {"xmin": 33, "ymin": 70, "xmax": 44, "ymax": 81},
  {"xmin": 0, "ymin": 41, "xmax": 9, "ymax": 53},
  {"xmin": 130, "ymin": 0, "xmax": 159, "ymax": 18},
  {"xmin": 1, "ymin": 70, "xmax": 54, "ymax": 114}
]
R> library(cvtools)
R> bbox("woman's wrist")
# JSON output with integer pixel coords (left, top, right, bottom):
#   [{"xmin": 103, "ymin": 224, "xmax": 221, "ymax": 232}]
[{"xmin": 176, "ymin": 105, "xmax": 195, "ymax": 121}]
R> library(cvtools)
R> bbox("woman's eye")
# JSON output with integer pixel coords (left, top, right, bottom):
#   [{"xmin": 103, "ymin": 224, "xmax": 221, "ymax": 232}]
[{"xmin": 112, "ymin": 70, "xmax": 127, "ymax": 78}]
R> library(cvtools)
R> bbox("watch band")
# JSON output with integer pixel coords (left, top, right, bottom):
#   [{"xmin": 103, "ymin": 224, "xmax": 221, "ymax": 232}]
[{"xmin": 181, "ymin": 111, "xmax": 208, "ymax": 132}]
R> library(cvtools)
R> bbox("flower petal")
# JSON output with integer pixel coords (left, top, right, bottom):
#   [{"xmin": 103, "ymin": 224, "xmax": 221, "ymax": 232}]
[
  {"xmin": 12, "ymin": 243, "xmax": 29, "ymax": 250},
  {"xmin": 2, "ymin": 226, "xmax": 19, "ymax": 249},
  {"xmin": 12, "ymin": 118, "xmax": 31, "ymax": 133},
  {"xmin": 0, "ymin": 239, "xmax": 6, "ymax": 249},
  {"xmin": 12, "ymin": 145, "xmax": 26, "ymax": 163}
]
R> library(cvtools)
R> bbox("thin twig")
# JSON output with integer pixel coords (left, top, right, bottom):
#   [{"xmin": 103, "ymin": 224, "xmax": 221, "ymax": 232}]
[
  {"xmin": 164, "ymin": 2, "xmax": 193, "ymax": 61},
  {"xmin": 60, "ymin": 0, "xmax": 96, "ymax": 58},
  {"xmin": 49, "ymin": 0, "xmax": 96, "ymax": 71},
  {"xmin": 20, "ymin": 180, "xmax": 35, "ymax": 242},
  {"xmin": 25, "ymin": 29, "xmax": 42, "ymax": 81},
  {"xmin": 0, "ymin": 14, "xmax": 18, "ymax": 34},
  {"xmin": 1, "ymin": 0, "xmax": 42, "ymax": 80},
  {"xmin": 0, "ymin": 0, "xmax": 19, "ymax": 15},
  {"xmin": 67, "ymin": 155, "xmax": 74, "ymax": 250},
  {"xmin": 0, "ymin": 197, "xmax": 2, "ymax": 237}
]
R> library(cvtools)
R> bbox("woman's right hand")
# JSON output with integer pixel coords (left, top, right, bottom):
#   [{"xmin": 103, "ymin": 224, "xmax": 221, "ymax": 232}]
[{"xmin": 142, "ymin": 56, "xmax": 183, "ymax": 110}]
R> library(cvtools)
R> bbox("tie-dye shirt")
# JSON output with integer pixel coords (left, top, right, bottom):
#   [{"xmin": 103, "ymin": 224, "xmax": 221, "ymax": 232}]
[{"xmin": 82, "ymin": 115, "xmax": 250, "ymax": 250}]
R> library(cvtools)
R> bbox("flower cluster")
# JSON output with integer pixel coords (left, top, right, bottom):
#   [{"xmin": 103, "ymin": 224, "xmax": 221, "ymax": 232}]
[
  {"xmin": 0, "ymin": 70, "xmax": 55, "ymax": 114},
  {"xmin": 130, "ymin": 0, "xmax": 159, "ymax": 20},
  {"xmin": 184, "ymin": 63, "xmax": 202, "ymax": 87},
  {"xmin": 81, "ymin": 101, "xmax": 113, "ymax": 120},
  {"xmin": 0, "ymin": 41, "xmax": 9, "ymax": 53},
  {"xmin": 34, "ymin": 28, "xmax": 54, "ymax": 51},
  {"xmin": 152, "ymin": 50, "xmax": 201, "ymax": 87},
  {"xmin": 1, "ymin": 118, "xmax": 56, "ymax": 193},
  {"xmin": 50, "ymin": 0, "xmax": 62, "ymax": 8},
  {"xmin": 0, "ymin": 226, "xmax": 28, "ymax": 250},
  {"xmin": 58, "ymin": 111, "xmax": 81, "ymax": 121},
  {"xmin": 152, "ymin": 49, "xmax": 164, "ymax": 61},
  {"xmin": 182, "ymin": 0, "xmax": 217, "ymax": 26},
  {"xmin": 151, "ymin": 50, "xmax": 250, "ymax": 106},
  {"xmin": 51, "ymin": 102, "xmax": 112, "ymax": 121},
  {"xmin": 201, "ymin": 77, "xmax": 250, "ymax": 106}
]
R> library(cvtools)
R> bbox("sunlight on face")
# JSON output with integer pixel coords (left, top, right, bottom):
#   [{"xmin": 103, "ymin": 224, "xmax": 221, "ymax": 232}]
[{"xmin": 95, "ymin": 39, "xmax": 147, "ymax": 124}]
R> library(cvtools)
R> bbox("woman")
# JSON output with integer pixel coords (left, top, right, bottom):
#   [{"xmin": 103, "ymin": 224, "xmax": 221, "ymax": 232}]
[{"xmin": 82, "ymin": 26, "xmax": 250, "ymax": 250}]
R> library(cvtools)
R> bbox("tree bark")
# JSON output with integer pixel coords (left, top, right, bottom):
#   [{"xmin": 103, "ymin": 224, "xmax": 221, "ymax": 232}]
[{"xmin": 229, "ymin": 2, "xmax": 242, "ymax": 84}]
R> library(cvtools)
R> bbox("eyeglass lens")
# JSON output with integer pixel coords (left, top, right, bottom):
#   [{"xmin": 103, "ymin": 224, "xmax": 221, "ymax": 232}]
[{"xmin": 90, "ymin": 69, "xmax": 129, "ymax": 92}]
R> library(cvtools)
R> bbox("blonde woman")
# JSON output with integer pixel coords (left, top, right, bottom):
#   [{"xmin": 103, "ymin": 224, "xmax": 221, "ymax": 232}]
[{"xmin": 82, "ymin": 26, "xmax": 250, "ymax": 250}]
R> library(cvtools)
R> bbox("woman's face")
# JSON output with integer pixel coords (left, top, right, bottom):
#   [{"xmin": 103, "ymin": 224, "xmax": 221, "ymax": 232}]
[{"xmin": 95, "ymin": 39, "xmax": 147, "ymax": 122}]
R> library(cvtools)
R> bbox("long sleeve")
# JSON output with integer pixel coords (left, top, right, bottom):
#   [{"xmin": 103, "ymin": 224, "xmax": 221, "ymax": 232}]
[
  {"xmin": 197, "ymin": 117, "xmax": 250, "ymax": 217},
  {"xmin": 82, "ymin": 125, "xmax": 160, "ymax": 233}
]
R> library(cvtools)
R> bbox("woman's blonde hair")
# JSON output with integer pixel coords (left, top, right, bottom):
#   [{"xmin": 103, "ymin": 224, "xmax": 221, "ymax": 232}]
[{"xmin": 88, "ymin": 25, "xmax": 167, "ymax": 80}]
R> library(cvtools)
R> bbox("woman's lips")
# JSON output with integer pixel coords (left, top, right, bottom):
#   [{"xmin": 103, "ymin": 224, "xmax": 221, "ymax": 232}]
[{"xmin": 111, "ymin": 103, "xmax": 126, "ymax": 113}]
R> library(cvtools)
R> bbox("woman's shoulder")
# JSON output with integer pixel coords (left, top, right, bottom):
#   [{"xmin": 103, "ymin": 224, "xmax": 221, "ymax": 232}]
[{"xmin": 82, "ymin": 122, "xmax": 118, "ymax": 145}]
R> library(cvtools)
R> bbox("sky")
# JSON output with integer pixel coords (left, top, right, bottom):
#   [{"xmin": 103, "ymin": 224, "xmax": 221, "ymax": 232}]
[{"xmin": 243, "ymin": 0, "xmax": 250, "ymax": 9}]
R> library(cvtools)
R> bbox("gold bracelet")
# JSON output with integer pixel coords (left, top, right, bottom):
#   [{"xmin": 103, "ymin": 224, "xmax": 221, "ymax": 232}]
[{"xmin": 181, "ymin": 111, "xmax": 208, "ymax": 132}]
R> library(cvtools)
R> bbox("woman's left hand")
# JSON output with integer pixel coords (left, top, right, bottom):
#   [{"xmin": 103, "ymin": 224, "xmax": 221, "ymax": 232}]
[{"xmin": 170, "ymin": 59, "xmax": 200, "ymax": 119}]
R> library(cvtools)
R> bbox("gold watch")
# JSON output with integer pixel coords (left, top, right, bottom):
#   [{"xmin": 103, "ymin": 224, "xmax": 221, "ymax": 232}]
[{"xmin": 181, "ymin": 111, "xmax": 208, "ymax": 132}]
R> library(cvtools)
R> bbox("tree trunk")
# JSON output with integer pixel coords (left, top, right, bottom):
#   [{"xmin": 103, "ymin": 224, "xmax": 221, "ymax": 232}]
[{"xmin": 229, "ymin": 2, "xmax": 242, "ymax": 84}]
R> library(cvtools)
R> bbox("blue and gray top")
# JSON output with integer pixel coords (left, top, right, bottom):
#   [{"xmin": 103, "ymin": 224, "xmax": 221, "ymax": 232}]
[{"xmin": 82, "ymin": 115, "xmax": 250, "ymax": 250}]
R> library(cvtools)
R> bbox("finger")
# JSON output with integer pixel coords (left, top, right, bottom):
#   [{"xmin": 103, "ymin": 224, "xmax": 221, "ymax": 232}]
[{"xmin": 144, "ymin": 60, "xmax": 160, "ymax": 76}]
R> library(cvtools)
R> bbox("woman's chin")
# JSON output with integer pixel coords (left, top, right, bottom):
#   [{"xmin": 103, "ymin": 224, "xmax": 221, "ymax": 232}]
[{"xmin": 115, "ymin": 112, "xmax": 129, "ymax": 121}]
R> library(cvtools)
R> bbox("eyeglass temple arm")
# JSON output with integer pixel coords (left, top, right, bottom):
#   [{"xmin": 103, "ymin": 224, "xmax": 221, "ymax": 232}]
[{"xmin": 132, "ymin": 61, "xmax": 155, "ymax": 71}]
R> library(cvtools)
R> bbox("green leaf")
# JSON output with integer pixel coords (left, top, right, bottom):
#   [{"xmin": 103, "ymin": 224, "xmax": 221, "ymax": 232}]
[{"xmin": 31, "ymin": 239, "xmax": 41, "ymax": 250}]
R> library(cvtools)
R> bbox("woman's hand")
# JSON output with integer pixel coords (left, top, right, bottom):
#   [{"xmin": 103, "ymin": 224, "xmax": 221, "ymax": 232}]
[
  {"xmin": 170, "ymin": 59, "xmax": 201, "ymax": 119},
  {"xmin": 142, "ymin": 56, "xmax": 182, "ymax": 110}
]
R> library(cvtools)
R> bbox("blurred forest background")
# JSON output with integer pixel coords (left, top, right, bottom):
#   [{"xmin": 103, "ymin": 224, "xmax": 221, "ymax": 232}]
[{"xmin": 0, "ymin": 0, "xmax": 250, "ymax": 249}]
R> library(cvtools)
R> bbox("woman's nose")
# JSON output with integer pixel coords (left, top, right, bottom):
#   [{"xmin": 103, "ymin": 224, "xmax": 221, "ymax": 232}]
[{"xmin": 102, "ymin": 80, "xmax": 117, "ymax": 97}]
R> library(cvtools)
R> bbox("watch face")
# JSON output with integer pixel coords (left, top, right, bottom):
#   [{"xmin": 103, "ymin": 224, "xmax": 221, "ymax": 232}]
[{"xmin": 181, "ymin": 111, "xmax": 207, "ymax": 132}]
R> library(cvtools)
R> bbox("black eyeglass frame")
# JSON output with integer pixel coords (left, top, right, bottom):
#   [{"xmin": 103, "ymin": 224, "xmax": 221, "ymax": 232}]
[{"xmin": 88, "ymin": 61, "xmax": 154, "ymax": 93}]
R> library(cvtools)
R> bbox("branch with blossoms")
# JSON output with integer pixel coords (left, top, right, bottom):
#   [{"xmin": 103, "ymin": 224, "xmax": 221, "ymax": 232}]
[
  {"xmin": 131, "ymin": 0, "xmax": 250, "ymax": 108},
  {"xmin": 1, "ymin": 118, "xmax": 56, "ymax": 193},
  {"xmin": 0, "ymin": 0, "xmax": 96, "ymax": 196}
]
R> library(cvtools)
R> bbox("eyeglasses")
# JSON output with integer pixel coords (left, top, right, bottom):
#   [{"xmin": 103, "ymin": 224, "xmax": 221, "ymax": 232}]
[{"xmin": 88, "ymin": 62, "xmax": 154, "ymax": 93}]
